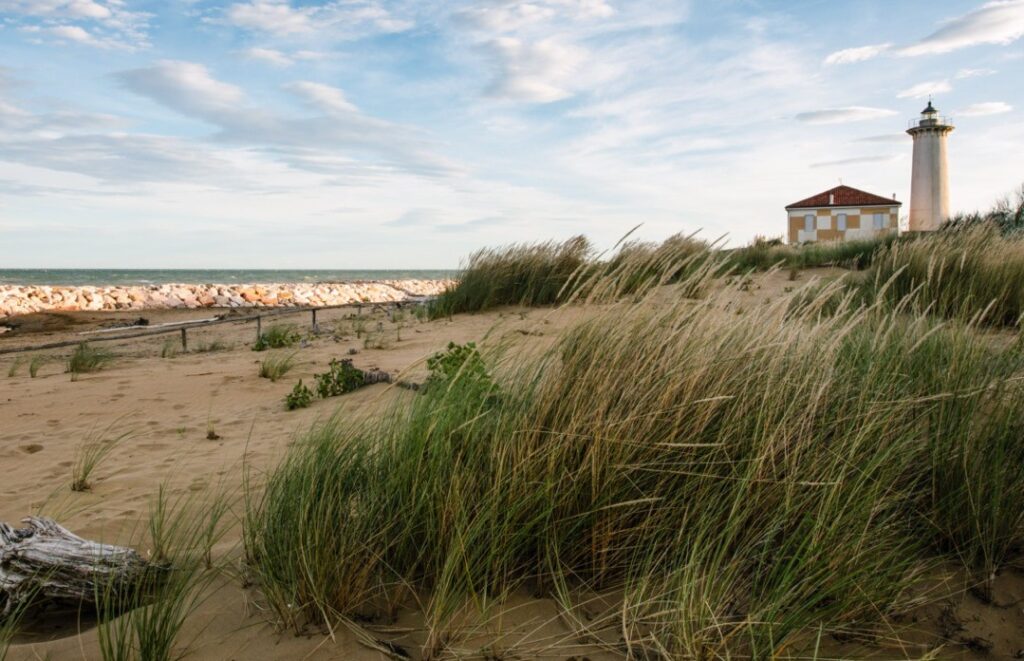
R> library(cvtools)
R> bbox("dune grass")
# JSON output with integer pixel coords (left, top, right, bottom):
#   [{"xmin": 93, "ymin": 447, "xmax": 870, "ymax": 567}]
[
  {"xmin": 67, "ymin": 342, "xmax": 114, "ymax": 378},
  {"xmin": 95, "ymin": 484, "xmax": 231, "ymax": 661},
  {"xmin": 428, "ymin": 236, "xmax": 593, "ymax": 318},
  {"xmin": 258, "ymin": 351, "xmax": 298, "ymax": 382},
  {"xmin": 71, "ymin": 421, "xmax": 132, "ymax": 492},
  {"xmin": 253, "ymin": 324, "xmax": 301, "ymax": 352},
  {"xmin": 864, "ymin": 225, "xmax": 1024, "ymax": 327},
  {"xmin": 28, "ymin": 355, "xmax": 45, "ymax": 378},
  {"xmin": 725, "ymin": 233, "xmax": 895, "ymax": 272},
  {"xmin": 6, "ymin": 357, "xmax": 23, "ymax": 378},
  {"xmin": 244, "ymin": 254, "xmax": 1024, "ymax": 657}
]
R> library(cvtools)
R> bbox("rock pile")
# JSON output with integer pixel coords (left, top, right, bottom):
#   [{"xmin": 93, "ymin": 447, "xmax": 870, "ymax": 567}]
[{"xmin": 0, "ymin": 280, "xmax": 452, "ymax": 319}]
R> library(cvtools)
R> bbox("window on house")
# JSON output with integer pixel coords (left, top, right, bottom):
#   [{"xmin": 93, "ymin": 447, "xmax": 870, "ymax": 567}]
[
  {"xmin": 804, "ymin": 214, "xmax": 814, "ymax": 232},
  {"xmin": 873, "ymin": 213, "xmax": 885, "ymax": 230},
  {"xmin": 837, "ymin": 213, "xmax": 847, "ymax": 231}
]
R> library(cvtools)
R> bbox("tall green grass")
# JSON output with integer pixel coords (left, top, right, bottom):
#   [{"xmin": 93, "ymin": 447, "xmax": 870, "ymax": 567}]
[
  {"xmin": 865, "ymin": 226, "xmax": 1024, "ymax": 327},
  {"xmin": 428, "ymin": 236, "xmax": 593, "ymax": 318},
  {"xmin": 245, "ymin": 262, "xmax": 1024, "ymax": 657}
]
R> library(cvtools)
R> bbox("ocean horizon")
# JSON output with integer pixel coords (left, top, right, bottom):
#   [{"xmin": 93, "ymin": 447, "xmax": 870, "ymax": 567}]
[{"xmin": 0, "ymin": 269, "xmax": 456, "ymax": 287}]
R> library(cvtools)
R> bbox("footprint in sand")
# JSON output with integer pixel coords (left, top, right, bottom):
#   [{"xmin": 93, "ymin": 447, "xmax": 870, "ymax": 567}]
[
  {"xmin": 172, "ymin": 403, "xmax": 186, "ymax": 411},
  {"xmin": 20, "ymin": 443, "xmax": 44, "ymax": 454}
]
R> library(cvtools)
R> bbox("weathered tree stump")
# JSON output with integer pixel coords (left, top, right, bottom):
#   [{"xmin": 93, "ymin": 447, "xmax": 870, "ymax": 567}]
[{"xmin": 0, "ymin": 517, "xmax": 154, "ymax": 617}]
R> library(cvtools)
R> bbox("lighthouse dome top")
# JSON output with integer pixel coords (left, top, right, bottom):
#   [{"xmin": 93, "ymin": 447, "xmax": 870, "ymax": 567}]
[{"xmin": 922, "ymin": 100, "xmax": 937, "ymax": 115}]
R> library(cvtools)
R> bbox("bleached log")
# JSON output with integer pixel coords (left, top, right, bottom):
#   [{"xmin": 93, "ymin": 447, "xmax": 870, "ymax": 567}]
[{"xmin": 0, "ymin": 517, "xmax": 154, "ymax": 616}]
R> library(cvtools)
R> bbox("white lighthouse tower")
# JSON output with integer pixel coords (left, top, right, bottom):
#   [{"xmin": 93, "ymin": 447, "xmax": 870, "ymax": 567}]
[{"xmin": 907, "ymin": 101, "xmax": 954, "ymax": 232}]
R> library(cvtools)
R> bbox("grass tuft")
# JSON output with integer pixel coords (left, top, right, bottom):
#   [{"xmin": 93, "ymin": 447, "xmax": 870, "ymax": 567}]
[
  {"xmin": 71, "ymin": 420, "xmax": 132, "ymax": 492},
  {"xmin": 258, "ymin": 351, "xmax": 298, "ymax": 382},
  {"xmin": 253, "ymin": 324, "xmax": 301, "ymax": 352},
  {"xmin": 67, "ymin": 342, "xmax": 114, "ymax": 378}
]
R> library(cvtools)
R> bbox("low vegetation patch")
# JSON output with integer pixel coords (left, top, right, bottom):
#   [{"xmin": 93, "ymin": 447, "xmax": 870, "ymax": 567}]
[
  {"xmin": 258, "ymin": 351, "xmax": 298, "ymax": 382},
  {"xmin": 67, "ymin": 342, "xmax": 114, "ymax": 378},
  {"xmin": 313, "ymin": 359, "xmax": 364, "ymax": 398},
  {"xmin": 285, "ymin": 380, "xmax": 314, "ymax": 410},
  {"xmin": 253, "ymin": 324, "xmax": 301, "ymax": 352}
]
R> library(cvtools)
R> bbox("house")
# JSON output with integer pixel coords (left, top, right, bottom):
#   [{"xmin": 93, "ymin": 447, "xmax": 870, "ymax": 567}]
[{"xmin": 786, "ymin": 185, "xmax": 901, "ymax": 244}]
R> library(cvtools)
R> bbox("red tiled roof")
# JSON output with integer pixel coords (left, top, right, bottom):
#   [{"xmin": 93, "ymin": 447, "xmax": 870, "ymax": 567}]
[{"xmin": 786, "ymin": 185, "xmax": 901, "ymax": 209}]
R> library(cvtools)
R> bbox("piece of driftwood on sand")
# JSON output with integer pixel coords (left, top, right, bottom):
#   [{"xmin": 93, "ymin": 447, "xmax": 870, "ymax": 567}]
[{"xmin": 0, "ymin": 517, "xmax": 154, "ymax": 616}]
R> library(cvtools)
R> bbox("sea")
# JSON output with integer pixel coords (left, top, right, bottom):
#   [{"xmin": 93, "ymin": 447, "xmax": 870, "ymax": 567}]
[{"xmin": 0, "ymin": 269, "xmax": 455, "ymax": 287}]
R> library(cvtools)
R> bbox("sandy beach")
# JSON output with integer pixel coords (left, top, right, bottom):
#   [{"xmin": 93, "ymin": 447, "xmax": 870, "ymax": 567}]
[{"xmin": 2, "ymin": 268, "xmax": 1022, "ymax": 660}]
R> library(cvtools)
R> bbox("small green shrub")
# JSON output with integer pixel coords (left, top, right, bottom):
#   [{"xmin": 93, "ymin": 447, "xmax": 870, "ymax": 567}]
[
  {"xmin": 285, "ymin": 380, "xmax": 314, "ymax": 410},
  {"xmin": 253, "ymin": 324, "xmax": 301, "ymax": 352},
  {"xmin": 314, "ymin": 359, "xmax": 364, "ymax": 398},
  {"xmin": 425, "ymin": 342, "xmax": 490, "ymax": 390},
  {"xmin": 28, "ymin": 354, "xmax": 44, "ymax": 378},
  {"xmin": 259, "ymin": 351, "xmax": 298, "ymax": 382},
  {"xmin": 67, "ymin": 342, "xmax": 113, "ymax": 377}
]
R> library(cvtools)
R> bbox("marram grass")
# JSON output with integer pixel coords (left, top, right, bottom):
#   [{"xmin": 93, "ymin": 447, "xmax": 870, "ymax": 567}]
[{"xmin": 244, "ymin": 254, "xmax": 1024, "ymax": 658}]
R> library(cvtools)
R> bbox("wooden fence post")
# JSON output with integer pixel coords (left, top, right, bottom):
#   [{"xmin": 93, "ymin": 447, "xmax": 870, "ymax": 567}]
[
  {"xmin": 256, "ymin": 315, "xmax": 262, "ymax": 342},
  {"xmin": 312, "ymin": 308, "xmax": 318, "ymax": 333},
  {"xmin": 180, "ymin": 327, "xmax": 187, "ymax": 352}
]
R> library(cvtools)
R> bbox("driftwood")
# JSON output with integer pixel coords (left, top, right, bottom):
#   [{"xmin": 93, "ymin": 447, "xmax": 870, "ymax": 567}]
[{"xmin": 0, "ymin": 517, "xmax": 153, "ymax": 616}]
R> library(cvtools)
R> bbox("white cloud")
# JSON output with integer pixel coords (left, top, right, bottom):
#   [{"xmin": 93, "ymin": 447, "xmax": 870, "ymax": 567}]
[
  {"xmin": 286, "ymin": 81, "xmax": 358, "ymax": 114},
  {"xmin": 115, "ymin": 61, "xmax": 458, "ymax": 177},
  {"xmin": 241, "ymin": 47, "xmax": 326, "ymax": 67},
  {"xmin": 225, "ymin": 0, "xmax": 412, "ymax": 38},
  {"xmin": 898, "ymin": 0, "xmax": 1024, "ymax": 56},
  {"xmin": 823, "ymin": 43, "xmax": 890, "ymax": 65},
  {"xmin": 795, "ymin": 107, "xmax": 898, "ymax": 125},
  {"xmin": 810, "ymin": 154, "xmax": 900, "ymax": 168},
  {"xmin": 116, "ymin": 61, "xmax": 245, "ymax": 122},
  {"xmin": 0, "ymin": 0, "xmax": 110, "ymax": 19},
  {"xmin": 956, "ymin": 67, "xmax": 996, "ymax": 78},
  {"xmin": 897, "ymin": 80, "xmax": 952, "ymax": 99},
  {"xmin": 959, "ymin": 101, "xmax": 1013, "ymax": 116},
  {"xmin": 243, "ymin": 47, "xmax": 294, "ymax": 67},
  {"xmin": 1, "ymin": 0, "xmax": 149, "ymax": 48},
  {"xmin": 485, "ymin": 37, "xmax": 586, "ymax": 103}
]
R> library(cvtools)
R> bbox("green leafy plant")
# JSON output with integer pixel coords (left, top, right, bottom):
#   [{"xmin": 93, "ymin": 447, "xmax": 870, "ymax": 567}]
[
  {"xmin": 253, "ymin": 324, "xmax": 301, "ymax": 352},
  {"xmin": 314, "ymin": 359, "xmax": 364, "ymax": 398},
  {"xmin": 425, "ymin": 341, "xmax": 490, "ymax": 390},
  {"xmin": 285, "ymin": 380, "xmax": 314, "ymax": 410},
  {"xmin": 258, "ymin": 351, "xmax": 298, "ymax": 382}
]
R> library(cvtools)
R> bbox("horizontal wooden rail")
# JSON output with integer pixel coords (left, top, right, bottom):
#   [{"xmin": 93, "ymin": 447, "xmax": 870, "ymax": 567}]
[{"xmin": 0, "ymin": 298, "xmax": 430, "ymax": 356}]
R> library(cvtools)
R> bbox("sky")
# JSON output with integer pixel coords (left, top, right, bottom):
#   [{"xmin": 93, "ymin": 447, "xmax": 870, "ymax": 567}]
[{"xmin": 0, "ymin": 0, "xmax": 1022, "ymax": 268}]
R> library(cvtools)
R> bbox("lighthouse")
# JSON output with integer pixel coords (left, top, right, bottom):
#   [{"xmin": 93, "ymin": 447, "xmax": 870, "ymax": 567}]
[{"xmin": 907, "ymin": 101, "xmax": 954, "ymax": 232}]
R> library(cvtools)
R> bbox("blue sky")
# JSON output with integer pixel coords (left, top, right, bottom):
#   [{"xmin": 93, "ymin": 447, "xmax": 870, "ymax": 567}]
[{"xmin": 0, "ymin": 0, "xmax": 1021, "ymax": 268}]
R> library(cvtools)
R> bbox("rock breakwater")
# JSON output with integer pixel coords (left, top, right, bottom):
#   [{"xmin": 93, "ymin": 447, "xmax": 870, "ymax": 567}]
[{"xmin": 0, "ymin": 280, "xmax": 452, "ymax": 318}]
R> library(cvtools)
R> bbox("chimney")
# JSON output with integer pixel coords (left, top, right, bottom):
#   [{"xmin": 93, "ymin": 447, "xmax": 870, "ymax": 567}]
[
  {"xmin": 829, "ymin": 193, "xmax": 835, "ymax": 205},
  {"xmin": 893, "ymin": 193, "xmax": 896, "ymax": 200}
]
